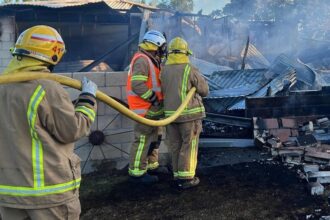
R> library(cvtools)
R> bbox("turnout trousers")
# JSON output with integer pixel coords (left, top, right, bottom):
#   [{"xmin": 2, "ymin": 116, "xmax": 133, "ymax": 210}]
[
  {"xmin": 166, "ymin": 120, "xmax": 202, "ymax": 180},
  {"xmin": 129, "ymin": 122, "xmax": 161, "ymax": 177},
  {"xmin": 0, "ymin": 197, "xmax": 80, "ymax": 220}
]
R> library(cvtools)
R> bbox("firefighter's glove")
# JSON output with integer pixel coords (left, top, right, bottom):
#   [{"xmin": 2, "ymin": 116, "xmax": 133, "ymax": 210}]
[
  {"xmin": 81, "ymin": 77, "xmax": 98, "ymax": 97},
  {"xmin": 149, "ymin": 91, "xmax": 160, "ymax": 107}
]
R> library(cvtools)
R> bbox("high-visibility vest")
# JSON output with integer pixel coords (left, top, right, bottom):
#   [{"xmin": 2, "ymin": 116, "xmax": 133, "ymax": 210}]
[{"xmin": 126, "ymin": 52, "xmax": 163, "ymax": 117}]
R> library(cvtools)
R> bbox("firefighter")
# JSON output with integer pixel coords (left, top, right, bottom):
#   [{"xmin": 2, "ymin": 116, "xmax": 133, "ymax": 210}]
[
  {"xmin": 160, "ymin": 37, "xmax": 209, "ymax": 189},
  {"xmin": 0, "ymin": 25, "xmax": 97, "ymax": 219},
  {"xmin": 127, "ymin": 30, "xmax": 167, "ymax": 184}
]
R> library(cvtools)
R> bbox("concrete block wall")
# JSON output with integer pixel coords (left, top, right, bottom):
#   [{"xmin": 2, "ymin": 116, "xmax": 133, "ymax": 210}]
[
  {"xmin": 61, "ymin": 72, "xmax": 169, "ymax": 173},
  {"xmin": 0, "ymin": 17, "xmax": 15, "ymax": 73}
]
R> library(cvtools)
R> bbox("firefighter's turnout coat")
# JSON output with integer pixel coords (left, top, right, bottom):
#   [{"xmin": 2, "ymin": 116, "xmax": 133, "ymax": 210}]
[
  {"xmin": 161, "ymin": 62, "xmax": 209, "ymax": 179},
  {"xmin": 127, "ymin": 50, "xmax": 163, "ymax": 176},
  {"xmin": 0, "ymin": 67, "xmax": 96, "ymax": 208}
]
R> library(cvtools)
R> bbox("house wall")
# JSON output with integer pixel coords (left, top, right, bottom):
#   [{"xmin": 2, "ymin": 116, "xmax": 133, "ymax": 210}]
[
  {"xmin": 60, "ymin": 72, "xmax": 170, "ymax": 173},
  {"xmin": 0, "ymin": 16, "xmax": 15, "ymax": 73}
]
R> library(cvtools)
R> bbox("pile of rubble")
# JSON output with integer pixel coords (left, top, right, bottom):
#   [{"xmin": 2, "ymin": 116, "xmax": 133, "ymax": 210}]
[{"xmin": 254, "ymin": 116, "xmax": 330, "ymax": 195}]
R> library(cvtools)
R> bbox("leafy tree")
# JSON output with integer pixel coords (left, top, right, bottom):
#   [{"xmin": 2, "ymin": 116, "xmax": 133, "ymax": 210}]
[
  {"xmin": 209, "ymin": 9, "xmax": 224, "ymax": 19},
  {"xmin": 157, "ymin": 0, "xmax": 171, "ymax": 10},
  {"xmin": 157, "ymin": 0, "xmax": 194, "ymax": 12},
  {"xmin": 170, "ymin": 0, "xmax": 193, "ymax": 12}
]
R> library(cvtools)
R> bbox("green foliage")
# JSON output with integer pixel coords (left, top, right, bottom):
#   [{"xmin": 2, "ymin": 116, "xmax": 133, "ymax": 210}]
[
  {"xmin": 222, "ymin": 0, "xmax": 330, "ymax": 24},
  {"xmin": 209, "ymin": 9, "xmax": 224, "ymax": 19},
  {"xmin": 157, "ymin": 0, "xmax": 194, "ymax": 12},
  {"xmin": 157, "ymin": 0, "xmax": 171, "ymax": 10}
]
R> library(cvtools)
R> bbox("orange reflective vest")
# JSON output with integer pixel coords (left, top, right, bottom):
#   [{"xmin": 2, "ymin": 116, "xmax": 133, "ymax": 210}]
[{"xmin": 126, "ymin": 52, "xmax": 163, "ymax": 117}]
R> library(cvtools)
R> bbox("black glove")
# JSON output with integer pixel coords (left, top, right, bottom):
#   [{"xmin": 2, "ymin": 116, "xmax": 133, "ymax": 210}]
[{"xmin": 149, "ymin": 91, "xmax": 160, "ymax": 107}]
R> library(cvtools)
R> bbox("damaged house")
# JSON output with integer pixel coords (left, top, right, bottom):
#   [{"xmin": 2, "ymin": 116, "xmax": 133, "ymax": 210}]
[{"xmin": 0, "ymin": 0, "xmax": 157, "ymax": 73}]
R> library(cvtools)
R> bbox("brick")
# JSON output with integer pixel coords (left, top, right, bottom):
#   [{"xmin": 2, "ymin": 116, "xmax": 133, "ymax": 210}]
[
  {"xmin": 1, "ymin": 33, "xmax": 12, "ymax": 42},
  {"xmin": 104, "ymin": 129, "xmax": 134, "ymax": 144},
  {"xmin": 105, "ymin": 72, "xmax": 128, "ymax": 86},
  {"xmin": 263, "ymin": 118, "xmax": 279, "ymax": 129},
  {"xmin": 90, "ymin": 145, "xmax": 107, "ymax": 160},
  {"xmin": 75, "ymin": 143, "xmax": 93, "ymax": 160},
  {"xmin": 121, "ymin": 143, "xmax": 132, "ymax": 159},
  {"xmin": 281, "ymin": 118, "xmax": 297, "ymax": 128},
  {"xmin": 96, "ymin": 101, "xmax": 106, "ymax": 116},
  {"xmin": 1, "ymin": 25, "xmax": 15, "ymax": 34},
  {"xmin": 269, "ymin": 128, "xmax": 291, "ymax": 142},
  {"xmin": 0, "ymin": 52, "xmax": 12, "ymax": 59},
  {"xmin": 291, "ymin": 129, "xmax": 299, "ymax": 137},
  {"xmin": 121, "ymin": 86, "xmax": 127, "ymax": 99},
  {"xmin": 0, "ymin": 42, "xmax": 14, "ymax": 50},
  {"xmin": 309, "ymin": 182, "xmax": 324, "ymax": 196},
  {"xmin": 304, "ymin": 164, "xmax": 319, "ymax": 173},
  {"xmin": 0, "ymin": 17, "xmax": 14, "ymax": 26},
  {"xmin": 1, "ymin": 59, "xmax": 11, "ymax": 67},
  {"xmin": 98, "ymin": 144, "xmax": 122, "ymax": 159},
  {"xmin": 9, "ymin": 33, "xmax": 15, "ymax": 41},
  {"xmin": 72, "ymin": 72, "xmax": 106, "ymax": 87},
  {"xmin": 98, "ymin": 86, "xmax": 121, "ymax": 99},
  {"xmin": 58, "ymin": 73, "xmax": 73, "ymax": 78},
  {"xmin": 254, "ymin": 118, "xmax": 279, "ymax": 130},
  {"xmin": 93, "ymin": 114, "xmax": 122, "ymax": 131},
  {"xmin": 105, "ymin": 103, "xmax": 120, "ymax": 115},
  {"xmin": 121, "ymin": 115, "xmax": 134, "ymax": 129},
  {"xmin": 74, "ymin": 137, "xmax": 89, "ymax": 149}
]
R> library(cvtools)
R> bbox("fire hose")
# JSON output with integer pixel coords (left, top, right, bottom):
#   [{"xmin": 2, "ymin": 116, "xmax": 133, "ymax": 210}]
[{"xmin": 0, "ymin": 72, "xmax": 196, "ymax": 127}]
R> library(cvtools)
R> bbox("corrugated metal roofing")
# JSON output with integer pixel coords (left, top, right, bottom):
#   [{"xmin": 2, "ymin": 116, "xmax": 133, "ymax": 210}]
[
  {"xmin": 0, "ymin": 0, "xmax": 157, "ymax": 10},
  {"xmin": 243, "ymin": 43, "xmax": 270, "ymax": 69},
  {"xmin": 203, "ymin": 54, "xmax": 317, "ymax": 113},
  {"xmin": 191, "ymin": 57, "xmax": 232, "ymax": 77},
  {"xmin": 205, "ymin": 69, "xmax": 267, "ymax": 92}
]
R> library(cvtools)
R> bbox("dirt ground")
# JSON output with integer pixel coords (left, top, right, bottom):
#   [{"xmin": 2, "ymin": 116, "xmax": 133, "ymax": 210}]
[{"xmin": 80, "ymin": 148, "xmax": 330, "ymax": 220}]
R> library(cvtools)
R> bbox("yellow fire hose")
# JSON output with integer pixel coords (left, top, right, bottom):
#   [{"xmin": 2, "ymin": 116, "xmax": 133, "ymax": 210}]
[{"xmin": 0, "ymin": 72, "xmax": 196, "ymax": 127}]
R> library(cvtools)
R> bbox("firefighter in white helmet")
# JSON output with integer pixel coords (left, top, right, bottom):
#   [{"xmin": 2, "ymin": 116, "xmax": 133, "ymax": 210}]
[
  {"xmin": 0, "ymin": 25, "xmax": 97, "ymax": 219},
  {"xmin": 126, "ymin": 30, "xmax": 167, "ymax": 184},
  {"xmin": 160, "ymin": 37, "xmax": 209, "ymax": 189}
]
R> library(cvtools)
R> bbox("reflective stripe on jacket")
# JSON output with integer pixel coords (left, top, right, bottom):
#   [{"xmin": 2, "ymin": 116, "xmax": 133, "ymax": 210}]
[
  {"xmin": 0, "ymin": 78, "xmax": 96, "ymax": 209},
  {"xmin": 160, "ymin": 63, "xmax": 209, "ymax": 123},
  {"xmin": 126, "ymin": 52, "xmax": 163, "ymax": 117}
]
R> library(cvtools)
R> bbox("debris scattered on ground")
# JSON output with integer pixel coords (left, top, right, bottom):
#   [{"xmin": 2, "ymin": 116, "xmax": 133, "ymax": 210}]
[
  {"xmin": 254, "ymin": 116, "xmax": 330, "ymax": 195},
  {"xmin": 80, "ymin": 156, "xmax": 330, "ymax": 219}
]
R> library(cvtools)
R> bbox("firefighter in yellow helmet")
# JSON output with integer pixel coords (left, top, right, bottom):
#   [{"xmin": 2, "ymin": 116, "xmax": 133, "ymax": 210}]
[
  {"xmin": 160, "ymin": 37, "xmax": 209, "ymax": 189},
  {"xmin": 0, "ymin": 25, "xmax": 97, "ymax": 219}
]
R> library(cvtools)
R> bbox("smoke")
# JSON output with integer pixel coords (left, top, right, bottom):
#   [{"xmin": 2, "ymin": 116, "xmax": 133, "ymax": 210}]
[{"xmin": 149, "ymin": 1, "xmax": 330, "ymax": 70}]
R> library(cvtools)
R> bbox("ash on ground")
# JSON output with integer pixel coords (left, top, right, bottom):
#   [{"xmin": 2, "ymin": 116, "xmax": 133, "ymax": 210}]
[{"xmin": 80, "ymin": 147, "xmax": 330, "ymax": 220}]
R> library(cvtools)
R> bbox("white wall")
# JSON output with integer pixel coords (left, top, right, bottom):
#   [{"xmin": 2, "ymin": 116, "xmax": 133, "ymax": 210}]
[
  {"xmin": 61, "ymin": 72, "xmax": 169, "ymax": 173},
  {"xmin": 0, "ymin": 16, "xmax": 15, "ymax": 73}
]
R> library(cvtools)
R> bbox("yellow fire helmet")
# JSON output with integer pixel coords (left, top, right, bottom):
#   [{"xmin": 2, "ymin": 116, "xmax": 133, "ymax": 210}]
[
  {"xmin": 168, "ymin": 37, "xmax": 193, "ymax": 56},
  {"xmin": 11, "ymin": 25, "xmax": 66, "ymax": 65}
]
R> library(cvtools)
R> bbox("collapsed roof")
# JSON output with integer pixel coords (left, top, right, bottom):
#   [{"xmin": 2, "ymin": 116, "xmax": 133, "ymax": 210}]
[{"xmin": 203, "ymin": 54, "xmax": 322, "ymax": 114}]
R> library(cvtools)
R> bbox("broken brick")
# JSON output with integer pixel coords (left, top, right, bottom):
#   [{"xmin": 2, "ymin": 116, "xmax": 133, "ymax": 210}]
[
  {"xmin": 281, "ymin": 118, "xmax": 297, "ymax": 128},
  {"xmin": 291, "ymin": 129, "xmax": 299, "ymax": 137},
  {"xmin": 269, "ymin": 129, "xmax": 291, "ymax": 142},
  {"xmin": 262, "ymin": 118, "xmax": 279, "ymax": 129}
]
